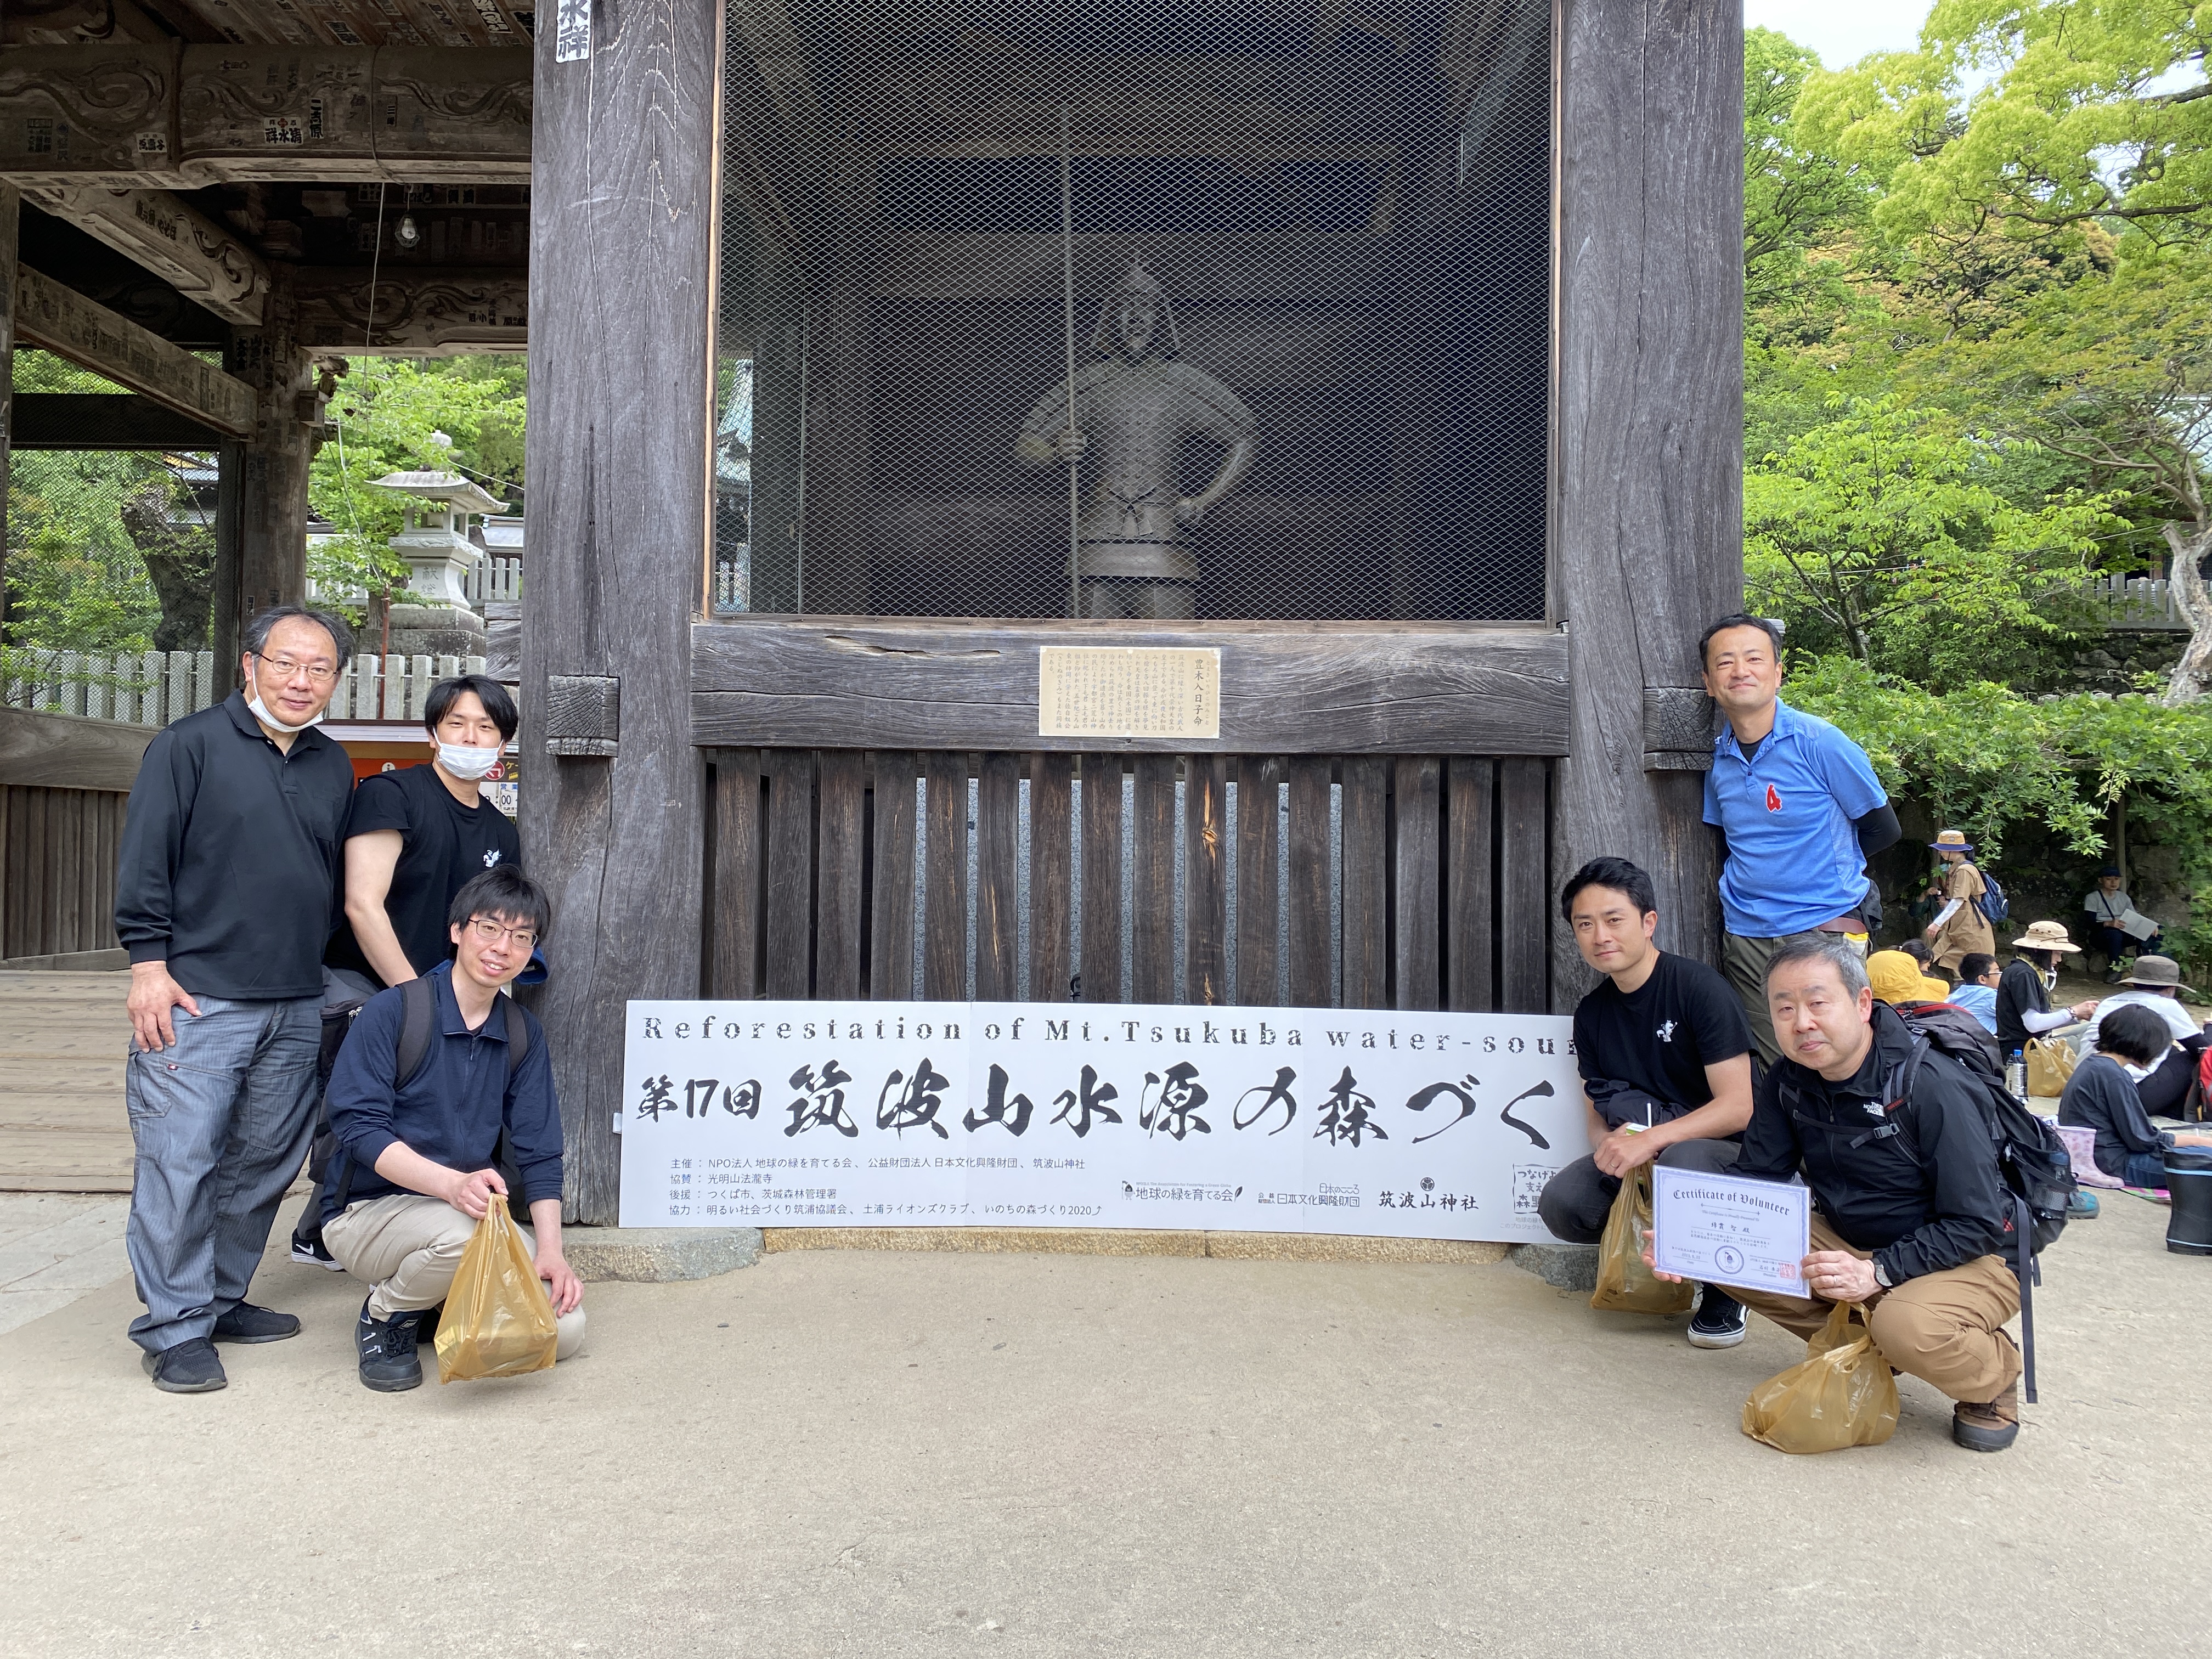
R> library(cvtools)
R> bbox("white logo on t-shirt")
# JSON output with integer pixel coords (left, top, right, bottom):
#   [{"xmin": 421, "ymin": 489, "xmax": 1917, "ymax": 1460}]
[
  {"xmin": 1656, "ymin": 1020, "xmax": 1678, "ymax": 1043},
  {"xmin": 483, "ymin": 848, "xmax": 503, "ymax": 868}
]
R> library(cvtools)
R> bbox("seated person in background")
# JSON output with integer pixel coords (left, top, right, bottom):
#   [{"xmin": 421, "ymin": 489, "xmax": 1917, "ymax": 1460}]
[
  {"xmin": 1995, "ymin": 922, "xmax": 2098, "ymax": 1058},
  {"xmin": 1537, "ymin": 857, "xmax": 1758, "ymax": 1350},
  {"xmin": 321, "ymin": 867, "xmax": 583, "ymax": 1393},
  {"xmin": 1867, "ymin": 950, "xmax": 1953, "ymax": 1014},
  {"xmin": 1699, "ymin": 939, "xmax": 2026, "ymax": 1453},
  {"xmin": 2057, "ymin": 1003, "xmax": 2212, "ymax": 1189},
  {"xmin": 1898, "ymin": 940, "xmax": 1941, "ymax": 974},
  {"xmin": 1951, "ymin": 953, "xmax": 2002, "ymax": 1036},
  {"xmin": 2083, "ymin": 867, "xmax": 2162, "ymax": 984},
  {"xmin": 2078, "ymin": 955, "xmax": 2204, "ymax": 1116}
]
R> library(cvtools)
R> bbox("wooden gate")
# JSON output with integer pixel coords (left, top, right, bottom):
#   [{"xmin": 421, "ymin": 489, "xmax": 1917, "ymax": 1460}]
[{"xmin": 705, "ymin": 750, "xmax": 1553, "ymax": 1014}]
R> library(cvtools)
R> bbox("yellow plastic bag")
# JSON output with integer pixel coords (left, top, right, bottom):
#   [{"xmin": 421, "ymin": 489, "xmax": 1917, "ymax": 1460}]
[
  {"xmin": 1589, "ymin": 1164, "xmax": 1695, "ymax": 1316},
  {"xmin": 1741, "ymin": 1300, "xmax": 1900, "ymax": 1454},
  {"xmin": 434, "ymin": 1198, "xmax": 558, "ymax": 1384},
  {"xmin": 2025, "ymin": 1037, "xmax": 2076, "ymax": 1100}
]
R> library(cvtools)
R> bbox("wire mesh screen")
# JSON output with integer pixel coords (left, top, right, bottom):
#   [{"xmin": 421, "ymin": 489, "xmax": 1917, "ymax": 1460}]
[{"xmin": 713, "ymin": 0, "xmax": 1552, "ymax": 622}]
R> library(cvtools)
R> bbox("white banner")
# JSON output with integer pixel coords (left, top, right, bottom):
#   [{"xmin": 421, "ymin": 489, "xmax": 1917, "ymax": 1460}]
[{"xmin": 619, "ymin": 1002, "xmax": 1584, "ymax": 1240}]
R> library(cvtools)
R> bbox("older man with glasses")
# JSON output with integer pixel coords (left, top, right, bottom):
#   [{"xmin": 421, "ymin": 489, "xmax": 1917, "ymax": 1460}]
[{"xmin": 114, "ymin": 605, "xmax": 358, "ymax": 1392}]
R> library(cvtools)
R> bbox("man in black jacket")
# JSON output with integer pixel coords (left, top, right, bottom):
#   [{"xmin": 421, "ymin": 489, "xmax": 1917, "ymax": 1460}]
[
  {"xmin": 113, "ymin": 606, "xmax": 358, "ymax": 1393},
  {"xmin": 1725, "ymin": 936, "xmax": 2027, "ymax": 1452}
]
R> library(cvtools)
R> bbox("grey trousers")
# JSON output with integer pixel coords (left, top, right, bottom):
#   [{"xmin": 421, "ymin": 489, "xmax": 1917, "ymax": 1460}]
[
  {"xmin": 124, "ymin": 993, "xmax": 321, "ymax": 1353},
  {"xmin": 1536, "ymin": 1137, "xmax": 1743, "ymax": 1245}
]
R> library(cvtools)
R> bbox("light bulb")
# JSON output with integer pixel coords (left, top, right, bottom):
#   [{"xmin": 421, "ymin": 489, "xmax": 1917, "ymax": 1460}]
[{"xmin": 394, "ymin": 214, "xmax": 420, "ymax": 249}]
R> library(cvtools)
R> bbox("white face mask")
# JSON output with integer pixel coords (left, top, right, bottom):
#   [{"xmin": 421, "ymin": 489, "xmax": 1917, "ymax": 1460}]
[
  {"xmin": 436, "ymin": 742, "xmax": 501, "ymax": 782},
  {"xmin": 247, "ymin": 691, "xmax": 323, "ymax": 734}
]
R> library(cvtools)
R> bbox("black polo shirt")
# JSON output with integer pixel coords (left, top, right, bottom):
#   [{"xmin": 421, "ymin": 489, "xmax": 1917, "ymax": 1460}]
[{"xmin": 114, "ymin": 692, "xmax": 355, "ymax": 1000}]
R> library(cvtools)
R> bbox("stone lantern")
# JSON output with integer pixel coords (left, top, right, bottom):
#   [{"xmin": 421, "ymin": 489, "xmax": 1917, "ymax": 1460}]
[{"xmin": 370, "ymin": 461, "xmax": 507, "ymax": 658}]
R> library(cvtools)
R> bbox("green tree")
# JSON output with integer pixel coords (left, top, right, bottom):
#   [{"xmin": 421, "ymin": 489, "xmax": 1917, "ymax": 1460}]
[
  {"xmin": 309, "ymin": 356, "xmax": 526, "ymax": 629},
  {"xmin": 1804, "ymin": 1, "xmax": 2212, "ymax": 248},
  {"xmin": 1745, "ymin": 397, "xmax": 2117, "ymax": 687}
]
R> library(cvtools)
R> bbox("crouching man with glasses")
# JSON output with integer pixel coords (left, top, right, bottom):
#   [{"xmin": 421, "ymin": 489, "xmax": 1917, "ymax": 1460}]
[
  {"xmin": 320, "ymin": 867, "xmax": 584, "ymax": 1391},
  {"xmin": 115, "ymin": 606, "xmax": 358, "ymax": 1393}
]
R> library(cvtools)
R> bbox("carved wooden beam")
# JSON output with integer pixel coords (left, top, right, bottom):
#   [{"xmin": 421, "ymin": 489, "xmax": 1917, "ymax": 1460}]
[
  {"xmin": 291, "ymin": 265, "xmax": 524, "ymax": 353},
  {"xmin": 23, "ymin": 184, "xmax": 267, "ymax": 325},
  {"xmin": 0, "ymin": 44, "xmax": 532, "ymax": 185},
  {"xmin": 14, "ymin": 264, "xmax": 255, "ymax": 433}
]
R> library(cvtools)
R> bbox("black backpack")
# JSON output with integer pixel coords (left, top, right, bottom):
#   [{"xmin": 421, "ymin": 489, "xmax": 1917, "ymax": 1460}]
[
  {"xmin": 304, "ymin": 976, "xmax": 532, "ymax": 1232},
  {"xmin": 1888, "ymin": 1011, "xmax": 2076, "ymax": 1403}
]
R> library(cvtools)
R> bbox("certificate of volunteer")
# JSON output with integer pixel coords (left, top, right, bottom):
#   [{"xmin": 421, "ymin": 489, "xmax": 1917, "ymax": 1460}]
[{"xmin": 1650, "ymin": 1166, "xmax": 1811, "ymax": 1296}]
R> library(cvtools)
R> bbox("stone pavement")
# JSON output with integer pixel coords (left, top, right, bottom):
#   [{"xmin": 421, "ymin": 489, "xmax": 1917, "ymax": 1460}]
[
  {"xmin": 0, "ymin": 1193, "xmax": 131, "ymax": 1335},
  {"xmin": 3, "ymin": 1186, "xmax": 2204, "ymax": 1658}
]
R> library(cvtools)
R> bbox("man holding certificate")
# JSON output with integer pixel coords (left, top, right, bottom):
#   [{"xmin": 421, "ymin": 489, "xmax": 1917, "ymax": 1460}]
[
  {"xmin": 1697, "ymin": 937, "xmax": 2025, "ymax": 1453},
  {"xmin": 1538, "ymin": 858, "xmax": 1758, "ymax": 1349}
]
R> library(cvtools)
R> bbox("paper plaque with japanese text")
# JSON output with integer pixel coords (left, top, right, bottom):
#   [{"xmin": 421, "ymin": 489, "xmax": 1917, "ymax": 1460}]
[
  {"xmin": 1037, "ymin": 647, "xmax": 1220, "ymax": 740},
  {"xmin": 619, "ymin": 1001, "xmax": 1582, "ymax": 1240}
]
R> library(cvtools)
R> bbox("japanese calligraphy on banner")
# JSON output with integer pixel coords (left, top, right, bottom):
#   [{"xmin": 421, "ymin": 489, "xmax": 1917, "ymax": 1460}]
[{"xmin": 619, "ymin": 1001, "xmax": 1582, "ymax": 1241}]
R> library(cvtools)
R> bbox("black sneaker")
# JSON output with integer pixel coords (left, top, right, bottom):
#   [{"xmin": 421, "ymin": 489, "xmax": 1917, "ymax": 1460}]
[
  {"xmin": 211, "ymin": 1302, "xmax": 301, "ymax": 1344},
  {"xmin": 1686, "ymin": 1286, "xmax": 1749, "ymax": 1350},
  {"xmin": 290, "ymin": 1231, "xmax": 344, "ymax": 1271},
  {"xmin": 141, "ymin": 1337, "xmax": 227, "ymax": 1393},
  {"xmin": 356, "ymin": 1297, "xmax": 425, "ymax": 1393}
]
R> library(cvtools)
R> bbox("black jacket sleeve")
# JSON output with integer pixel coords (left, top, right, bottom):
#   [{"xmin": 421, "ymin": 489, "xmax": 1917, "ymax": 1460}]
[
  {"xmin": 112, "ymin": 724, "xmax": 200, "ymax": 964},
  {"xmin": 1854, "ymin": 803, "xmax": 1901, "ymax": 859},
  {"xmin": 1875, "ymin": 1063, "xmax": 2010, "ymax": 1283},
  {"xmin": 1732, "ymin": 1064, "xmax": 1803, "ymax": 1183}
]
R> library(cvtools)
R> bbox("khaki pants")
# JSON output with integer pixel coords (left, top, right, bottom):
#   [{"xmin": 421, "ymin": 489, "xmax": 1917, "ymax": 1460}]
[
  {"xmin": 1723, "ymin": 929, "xmax": 1869, "ymax": 1065},
  {"xmin": 323, "ymin": 1193, "xmax": 586, "ymax": 1361},
  {"xmin": 1732, "ymin": 1217, "xmax": 2019, "ymax": 1404}
]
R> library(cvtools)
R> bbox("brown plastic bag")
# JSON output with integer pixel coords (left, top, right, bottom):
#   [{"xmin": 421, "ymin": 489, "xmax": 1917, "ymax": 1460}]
[
  {"xmin": 1589, "ymin": 1164, "xmax": 1695, "ymax": 1315},
  {"xmin": 1741, "ymin": 1300, "xmax": 1900, "ymax": 1454},
  {"xmin": 434, "ymin": 1197, "xmax": 558, "ymax": 1384},
  {"xmin": 2025, "ymin": 1037, "xmax": 2076, "ymax": 1100}
]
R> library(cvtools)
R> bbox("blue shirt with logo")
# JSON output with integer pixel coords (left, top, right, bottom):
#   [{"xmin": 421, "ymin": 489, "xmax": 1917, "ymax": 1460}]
[{"xmin": 1703, "ymin": 698, "xmax": 1887, "ymax": 938}]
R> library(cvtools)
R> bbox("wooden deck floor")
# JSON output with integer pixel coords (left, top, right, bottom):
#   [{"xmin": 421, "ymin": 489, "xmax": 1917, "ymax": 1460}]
[{"xmin": 0, "ymin": 970, "xmax": 132, "ymax": 1192}]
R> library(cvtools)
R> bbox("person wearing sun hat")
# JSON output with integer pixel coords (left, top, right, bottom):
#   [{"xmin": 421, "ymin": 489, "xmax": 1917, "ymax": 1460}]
[
  {"xmin": 1995, "ymin": 921, "xmax": 2100, "ymax": 1054},
  {"xmin": 1920, "ymin": 829, "xmax": 1995, "ymax": 975},
  {"xmin": 2078, "ymin": 954, "xmax": 2206, "ymax": 1117},
  {"xmin": 1866, "ymin": 950, "xmax": 1954, "ymax": 1009}
]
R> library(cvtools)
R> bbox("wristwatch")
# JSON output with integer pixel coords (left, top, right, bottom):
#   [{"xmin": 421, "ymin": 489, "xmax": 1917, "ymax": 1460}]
[{"xmin": 1872, "ymin": 1261, "xmax": 1893, "ymax": 1289}]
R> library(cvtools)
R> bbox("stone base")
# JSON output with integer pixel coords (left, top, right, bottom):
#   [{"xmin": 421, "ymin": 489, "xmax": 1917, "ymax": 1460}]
[
  {"xmin": 1506, "ymin": 1240, "xmax": 1599, "ymax": 1291},
  {"xmin": 384, "ymin": 604, "xmax": 487, "ymax": 663},
  {"xmin": 0, "ymin": 947, "xmax": 127, "ymax": 971},
  {"xmin": 561, "ymin": 1226, "xmax": 762, "ymax": 1282},
  {"xmin": 764, "ymin": 1227, "xmax": 1511, "ymax": 1264}
]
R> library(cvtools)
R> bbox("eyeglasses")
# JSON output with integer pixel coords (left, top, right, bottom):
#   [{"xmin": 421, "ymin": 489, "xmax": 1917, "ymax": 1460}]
[
  {"xmin": 251, "ymin": 652, "xmax": 337, "ymax": 685},
  {"xmin": 467, "ymin": 917, "xmax": 538, "ymax": 950}
]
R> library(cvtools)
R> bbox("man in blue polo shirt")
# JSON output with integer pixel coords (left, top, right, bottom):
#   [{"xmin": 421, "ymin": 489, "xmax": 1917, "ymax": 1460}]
[{"xmin": 1701, "ymin": 614, "xmax": 1901, "ymax": 1063}]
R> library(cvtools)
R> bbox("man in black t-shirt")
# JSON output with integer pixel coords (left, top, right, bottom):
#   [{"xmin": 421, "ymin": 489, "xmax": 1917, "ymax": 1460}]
[
  {"xmin": 1537, "ymin": 856, "xmax": 1759, "ymax": 1349},
  {"xmin": 326, "ymin": 674, "xmax": 522, "ymax": 992},
  {"xmin": 298, "ymin": 674, "xmax": 522, "ymax": 1269}
]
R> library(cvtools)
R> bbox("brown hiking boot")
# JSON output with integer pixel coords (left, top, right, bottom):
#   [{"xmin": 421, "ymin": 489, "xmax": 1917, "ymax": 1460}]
[{"xmin": 1953, "ymin": 1335, "xmax": 2022, "ymax": 1452}]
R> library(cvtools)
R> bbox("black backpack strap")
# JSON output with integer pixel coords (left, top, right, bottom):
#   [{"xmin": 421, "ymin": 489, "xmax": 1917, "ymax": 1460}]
[
  {"xmin": 2015, "ymin": 1192, "xmax": 2038, "ymax": 1405},
  {"xmin": 396, "ymin": 974, "xmax": 439, "ymax": 1090}
]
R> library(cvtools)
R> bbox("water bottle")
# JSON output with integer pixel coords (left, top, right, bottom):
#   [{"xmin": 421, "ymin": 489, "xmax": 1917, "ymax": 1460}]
[{"xmin": 2006, "ymin": 1048, "xmax": 2027, "ymax": 1102}]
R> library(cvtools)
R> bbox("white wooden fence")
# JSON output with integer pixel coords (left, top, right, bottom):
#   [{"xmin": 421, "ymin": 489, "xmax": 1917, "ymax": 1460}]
[
  {"xmin": 4, "ymin": 651, "xmax": 488, "ymax": 727},
  {"xmin": 2083, "ymin": 574, "xmax": 2187, "ymax": 630},
  {"xmin": 304, "ymin": 557, "xmax": 522, "ymax": 610}
]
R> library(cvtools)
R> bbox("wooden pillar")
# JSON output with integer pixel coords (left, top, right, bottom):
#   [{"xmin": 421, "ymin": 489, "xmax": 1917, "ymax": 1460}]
[
  {"xmin": 1551, "ymin": 0, "xmax": 1745, "ymax": 1006},
  {"xmin": 521, "ymin": 0, "xmax": 718, "ymax": 1225},
  {"xmin": 210, "ymin": 439, "xmax": 244, "ymax": 685},
  {"xmin": 0, "ymin": 183, "xmax": 15, "ymax": 644},
  {"xmin": 224, "ymin": 267, "xmax": 311, "ymax": 624}
]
